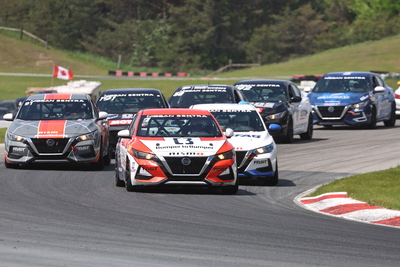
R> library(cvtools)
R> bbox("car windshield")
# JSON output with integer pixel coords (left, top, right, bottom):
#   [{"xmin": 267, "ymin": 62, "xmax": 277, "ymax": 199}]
[
  {"xmin": 236, "ymin": 84, "xmax": 287, "ymax": 102},
  {"xmin": 136, "ymin": 114, "xmax": 222, "ymax": 137},
  {"xmin": 169, "ymin": 91, "xmax": 233, "ymax": 108},
  {"xmin": 212, "ymin": 110, "xmax": 265, "ymax": 132},
  {"xmin": 312, "ymin": 77, "xmax": 370, "ymax": 93},
  {"xmin": 17, "ymin": 99, "xmax": 93, "ymax": 120},
  {"xmin": 97, "ymin": 93, "xmax": 164, "ymax": 114}
]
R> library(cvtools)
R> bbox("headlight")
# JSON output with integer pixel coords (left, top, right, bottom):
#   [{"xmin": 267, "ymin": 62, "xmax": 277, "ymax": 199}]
[
  {"xmin": 265, "ymin": 111, "xmax": 287, "ymax": 120},
  {"xmin": 77, "ymin": 129, "xmax": 99, "ymax": 141},
  {"xmin": 216, "ymin": 150, "xmax": 234, "ymax": 161},
  {"xmin": 352, "ymin": 101, "xmax": 369, "ymax": 109},
  {"xmin": 132, "ymin": 149, "xmax": 158, "ymax": 160},
  {"xmin": 7, "ymin": 132, "xmax": 26, "ymax": 142},
  {"xmin": 255, "ymin": 143, "xmax": 274, "ymax": 154}
]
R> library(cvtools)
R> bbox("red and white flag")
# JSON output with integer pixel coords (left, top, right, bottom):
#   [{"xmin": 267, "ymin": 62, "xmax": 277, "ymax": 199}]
[{"xmin": 53, "ymin": 65, "xmax": 74, "ymax": 80}]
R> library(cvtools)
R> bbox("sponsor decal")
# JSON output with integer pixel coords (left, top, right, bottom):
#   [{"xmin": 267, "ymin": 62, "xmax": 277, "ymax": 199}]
[
  {"xmin": 253, "ymin": 102, "xmax": 275, "ymax": 108},
  {"xmin": 234, "ymin": 134, "xmax": 261, "ymax": 138},
  {"xmin": 236, "ymin": 84, "xmax": 280, "ymax": 90},
  {"xmin": 143, "ymin": 166, "xmax": 158, "ymax": 171},
  {"xmin": 254, "ymin": 160, "xmax": 268, "ymax": 164},
  {"xmin": 317, "ymin": 95, "xmax": 350, "ymax": 100},
  {"xmin": 12, "ymin": 147, "xmax": 25, "ymax": 153},
  {"xmin": 109, "ymin": 119, "xmax": 132, "ymax": 125}
]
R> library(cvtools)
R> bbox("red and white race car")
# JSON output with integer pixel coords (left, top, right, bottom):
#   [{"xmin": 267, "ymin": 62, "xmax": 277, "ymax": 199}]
[{"xmin": 114, "ymin": 108, "xmax": 238, "ymax": 194}]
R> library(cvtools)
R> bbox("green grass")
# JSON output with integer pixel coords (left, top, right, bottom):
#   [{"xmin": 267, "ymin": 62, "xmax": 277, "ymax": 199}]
[
  {"xmin": 0, "ymin": 128, "xmax": 6, "ymax": 143},
  {"xmin": 308, "ymin": 167, "xmax": 400, "ymax": 210}
]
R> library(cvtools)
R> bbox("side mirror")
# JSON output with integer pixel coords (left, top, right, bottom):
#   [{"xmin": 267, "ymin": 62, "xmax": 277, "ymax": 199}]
[
  {"xmin": 373, "ymin": 86, "xmax": 385, "ymax": 93},
  {"xmin": 117, "ymin": 129, "xmax": 131, "ymax": 138},
  {"xmin": 98, "ymin": 111, "xmax": 109, "ymax": 120},
  {"xmin": 3, "ymin": 113, "xmax": 14, "ymax": 121},
  {"xmin": 291, "ymin": 96, "xmax": 302, "ymax": 102},
  {"xmin": 268, "ymin": 124, "xmax": 281, "ymax": 134},
  {"xmin": 224, "ymin": 128, "xmax": 234, "ymax": 138}
]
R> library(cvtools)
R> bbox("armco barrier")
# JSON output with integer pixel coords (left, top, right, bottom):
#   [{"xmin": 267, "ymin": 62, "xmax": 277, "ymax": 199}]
[{"xmin": 108, "ymin": 70, "xmax": 189, "ymax": 77}]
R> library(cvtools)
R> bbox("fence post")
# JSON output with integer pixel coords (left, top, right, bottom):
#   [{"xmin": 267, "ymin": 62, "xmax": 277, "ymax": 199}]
[
  {"xmin": 117, "ymin": 55, "xmax": 121, "ymax": 69},
  {"xmin": 20, "ymin": 28, "xmax": 23, "ymax": 40},
  {"xmin": 229, "ymin": 59, "xmax": 232, "ymax": 72}
]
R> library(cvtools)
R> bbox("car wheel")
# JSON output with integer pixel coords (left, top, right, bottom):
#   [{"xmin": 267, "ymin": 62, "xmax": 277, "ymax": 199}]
[
  {"xmin": 263, "ymin": 160, "xmax": 278, "ymax": 186},
  {"xmin": 4, "ymin": 159, "xmax": 19, "ymax": 169},
  {"xmin": 125, "ymin": 160, "xmax": 141, "ymax": 192},
  {"xmin": 90, "ymin": 144, "xmax": 105, "ymax": 171},
  {"xmin": 282, "ymin": 117, "xmax": 294, "ymax": 143},
  {"xmin": 104, "ymin": 146, "xmax": 112, "ymax": 166},
  {"xmin": 299, "ymin": 114, "xmax": 313, "ymax": 140},
  {"xmin": 220, "ymin": 177, "xmax": 239, "ymax": 195},
  {"xmin": 384, "ymin": 103, "xmax": 396, "ymax": 127},
  {"xmin": 368, "ymin": 106, "xmax": 377, "ymax": 129},
  {"xmin": 114, "ymin": 157, "xmax": 125, "ymax": 187}
]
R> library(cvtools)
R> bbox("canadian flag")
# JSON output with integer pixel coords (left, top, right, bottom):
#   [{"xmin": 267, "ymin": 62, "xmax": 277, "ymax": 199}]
[{"xmin": 53, "ymin": 65, "xmax": 74, "ymax": 80}]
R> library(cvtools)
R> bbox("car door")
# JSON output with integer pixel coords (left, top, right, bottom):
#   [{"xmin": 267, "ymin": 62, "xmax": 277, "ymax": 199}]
[
  {"xmin": 289, "ymin": 83, "xmax": 309, "ymax": 134},
  {"xmin": 372, "ymin": 75, "xmax": 391, "ymax": 120}
]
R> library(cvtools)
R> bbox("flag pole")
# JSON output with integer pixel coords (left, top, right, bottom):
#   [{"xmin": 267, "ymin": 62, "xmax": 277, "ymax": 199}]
[{"xmin": 51, "ymin": 64, "xmax": 54, "ymax": 88}]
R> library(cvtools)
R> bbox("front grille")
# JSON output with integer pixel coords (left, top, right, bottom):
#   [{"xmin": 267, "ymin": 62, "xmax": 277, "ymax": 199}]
[
  {"xmin": 164, "ymin": 156, "xmax": 208, "ymax": 175},
  {"xmin": 236, "ymin": 151, "xmax": 247, "ymax": 166},
  {"xmin": 31, "ymin": 138, "xmax": 70, "ymax": 153},
  {"xmin": 317, "ymin": 106, "xmax": 346, "ymax": 119}
]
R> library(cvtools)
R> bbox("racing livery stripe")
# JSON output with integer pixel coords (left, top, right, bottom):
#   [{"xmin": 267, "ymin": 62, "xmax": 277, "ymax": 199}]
[
  {"xmin": 37, "ymin": 120, "xmax": 67, "ymax": 138},
  {"xmin": 45, "ymin": 94, "xmax": 72, "ymax": 100}
]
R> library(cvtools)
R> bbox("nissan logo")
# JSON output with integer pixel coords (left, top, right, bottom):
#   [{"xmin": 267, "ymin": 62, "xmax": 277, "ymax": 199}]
[
  {"xmin": 181, "ymin": 157, "xmax": 191, "ymax": 166},
  {"xmin": 46, "ymin": 139, "xmax": 55, "ymax": 146},
  {"xmin": 328, "ymin": 106, "xmax": 335, "ymax": 113}
]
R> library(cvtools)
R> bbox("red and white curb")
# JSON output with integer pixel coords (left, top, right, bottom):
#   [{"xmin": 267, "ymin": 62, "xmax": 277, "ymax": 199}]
[{"xmin": 296, "ymin": 192, "xmax": 400, "ymax": 228}]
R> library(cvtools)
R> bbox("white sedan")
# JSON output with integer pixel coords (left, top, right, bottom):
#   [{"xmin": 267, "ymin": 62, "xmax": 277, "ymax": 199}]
[
  {"xmin": 191, "ymin": 103, "xmax": 281, "ymax": 186},
  {"xmin": 395, "ymin": 81, "xmax": 400, "ymax": 116}
]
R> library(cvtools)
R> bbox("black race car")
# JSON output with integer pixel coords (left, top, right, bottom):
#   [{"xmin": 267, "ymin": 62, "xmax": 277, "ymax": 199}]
[
  {"xmin": 234, "ymin": 80, "xmax": 313, "ymax": 143},
  {"xmin": 96, "ymin": 88, "xmax": 170, "ymax": 154}
]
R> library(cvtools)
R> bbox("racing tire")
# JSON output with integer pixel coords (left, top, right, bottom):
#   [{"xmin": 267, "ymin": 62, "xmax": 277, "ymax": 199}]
[
  {"xmin": 4, "ymin": 159, "xmax": 19, "ymax": 169},
  {"xmin": 367, "ymin": 106, "xmax": 377, "ymax": 129},
  {"xmin": 125, "ymin": 160, "xmax": 141, "ymax": 192},
  {"xmin": 299, "ymin": 114, "xmax": 313, "ymax": 140},
  {"xmin": 384, "ymin": 103, "xmax": 396, "ymax": 127},
  {"xmin": 90, "ymin": 145, "xmax": 105, "ymax": 171},
  {"xmin": 220, "ymin": 178, "xmax": 239, "ymax": 195},
  {"xmin": 114, "ymin": 157, "xmax": 125, "ymax": 187},
  {"xmin": 282, "ymin": 117, "xmax": 294, "ymax": 143},
  {"xmin": 263, "ymin": 161, "xmax": 279, "ymax": 186}
]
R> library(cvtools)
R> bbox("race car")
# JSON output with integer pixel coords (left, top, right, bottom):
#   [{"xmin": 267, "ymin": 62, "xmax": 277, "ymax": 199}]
[
  {"xmin": 308, "ymin": 72, "xmax": 396, "ymax": 128},
  {"xmin": 3, "ymin": 93, "xmax": 110, "ymax": 170},
  {"xmin": 114, "ymin": 108, "xmax": 238, "ymax": 194},
  {"xmin": 191, "ymin": 103, "xmax": 281, "ymax": 185},
  {"xmin": 96, "ymin": 88, "xmax": 170, "ymax": 154},
  {"xmin": 234, "ymin": 80, "xmax": 313, "ymax": 143},
  {"xmin": 394, "ymin": 81, "xmax": 400, "ymax": 117},
  {"xmin": 168, "ymin": 84, "xmax": 248, "ymax": 108}
]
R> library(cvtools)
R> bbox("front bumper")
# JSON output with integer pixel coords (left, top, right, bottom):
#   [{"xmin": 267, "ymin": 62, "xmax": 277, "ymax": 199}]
[
  {"xmin": 5, "ymin": 137, "xmax": 101, "ymax": 164},
  {"xmin": 312, "ymin": 105, "xmax": 372, "ymax": 126},
  {"xmin": 236, "ymin": 150, "xmax": 277, "ymax": 178}
]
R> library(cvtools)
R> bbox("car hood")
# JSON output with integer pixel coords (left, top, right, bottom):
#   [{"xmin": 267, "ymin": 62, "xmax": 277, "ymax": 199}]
[
  {"xmin": 107, "ymin": 113, "xmax": 134, "ymax": 126},
  {"xmin": 139, "ymin": 137, "xmax": 227, "ymax": 157},
  {"xmin": 308, "ymin": 92, "xmax": 370, "ymax": 106},
  {"xmin": 228, "ymin": 131, "xmax": 274, "ymax": 151},
  {"xmin": 250, "ymin": 101, "xmax": 286, "ymax": 114},
  {"xmin": 8, "ymin": 119, "xmax": 99, "ymax": 138}
]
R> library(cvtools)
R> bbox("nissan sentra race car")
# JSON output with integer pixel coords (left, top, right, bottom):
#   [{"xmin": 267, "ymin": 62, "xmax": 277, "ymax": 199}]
[
  {"xmin": 191, "ymin": 103, "xmax": 281, "ymax": 185},
  {"xmin": 3, "ymin": 93, "xmax": 110, "ymax": 170},
  {"xmin": 308, "ymin": 72, "xmax": 396, "ymax": 128},
  {"xmin": 234, "ymin": 80, "xmax": 313, "ymax": 143},
  {"xmin": 115, "ymin": 108, "xmax": 238, "ymax": 194},
  {"xmin": 96, "ymin": 88, "xmax": 170, "ymax": 155}
]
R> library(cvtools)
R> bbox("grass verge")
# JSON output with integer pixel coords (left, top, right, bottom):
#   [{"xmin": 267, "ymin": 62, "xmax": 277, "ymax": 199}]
[
  {"xmin": 307, "ymin": 167, "xmax": 400, "ymax": 210},
  {"xmin": 0, "ymin": 128, "xmax": 6, "ymax": 144}
]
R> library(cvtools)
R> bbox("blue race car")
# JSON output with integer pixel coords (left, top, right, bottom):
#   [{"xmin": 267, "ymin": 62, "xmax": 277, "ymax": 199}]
[{"xmin": 308, "ymin": 72, "xmax": 396, "ymax": 128}]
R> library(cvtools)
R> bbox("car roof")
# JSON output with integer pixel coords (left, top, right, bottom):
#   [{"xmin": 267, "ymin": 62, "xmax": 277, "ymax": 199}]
[
  {"xmin": 191, "ymin": 103, "xmax": 256, "ymax": 111},
  {"xmin": 322, "ymin": 71, "xmax": 373, "ymax": 77},
  {"xmin": 100, "ymin": 88, "xmax": 163, "ymax": 95},
  {"xmin": 26, "ymin": 93, "xmax": 90, "ymax": 100},
  {"xmin": 141, "ymin": 108, "xmax": 212, "ymax": 116},
  {"xmin": 176, "ymin": 84, "xmax": 235, "ymax": 91},
  {"xmin": 234, "ymin": 79, "xmax": 290, "ymax": 85}
]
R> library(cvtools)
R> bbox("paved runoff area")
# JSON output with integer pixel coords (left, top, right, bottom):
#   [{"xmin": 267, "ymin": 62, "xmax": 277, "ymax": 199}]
[{"xmin": 298, "ymin": 192, "xmax": 400, "ymax": 228}]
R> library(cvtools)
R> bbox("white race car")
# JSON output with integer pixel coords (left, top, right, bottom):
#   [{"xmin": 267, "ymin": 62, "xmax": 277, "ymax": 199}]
[
  {"xmin": 395, "ymin": 81, "xmax": 400, "ymax": 117},
  {"xmin": 191, "ymin": 103, "xmax": 281, "ymax": 185}
]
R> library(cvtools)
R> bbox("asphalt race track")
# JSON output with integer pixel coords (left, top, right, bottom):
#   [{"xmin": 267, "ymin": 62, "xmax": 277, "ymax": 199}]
[{"xmin": 1, "ymin": 123, "xmax": 400, "ymax": 267}]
